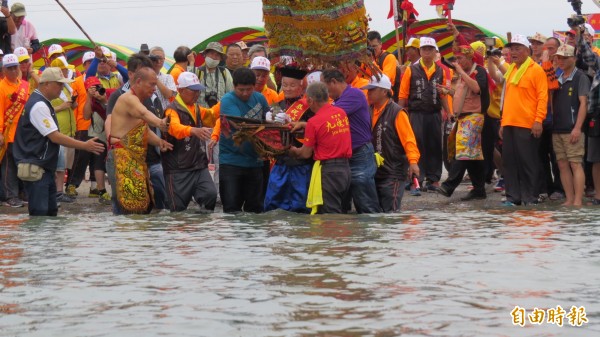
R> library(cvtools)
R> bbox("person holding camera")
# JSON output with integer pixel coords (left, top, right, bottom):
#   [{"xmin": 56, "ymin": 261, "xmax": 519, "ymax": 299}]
[
  {"xmin": 575, "ymin": 24, "xmax": 600, "ymax": 204},
  {"xmin": 85, "ymin": 46, "xmax": 127, "ymax": 90},
  {"xmin": 436, "ymin": 45, "xmax": 489, "ymax": 201},
  {"xmin": 197, "ymin": 42, "xmax": 233, "ymax": 109},
  {"xmin": 82, "ymin": 76, "xmax": 113, "ymax": 204},
  {"xmin": 0, "ymin": 2, "xmax": 15, "ymax": 54},
  {"xmin": 66, "ymin": 51, "xmax": 99, "ymax": 198}
]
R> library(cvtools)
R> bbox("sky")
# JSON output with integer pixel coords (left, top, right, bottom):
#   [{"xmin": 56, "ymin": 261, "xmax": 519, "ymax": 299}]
[{"xmin": 17, "ymin": 0, "xmax": 600, "ymax": 56}]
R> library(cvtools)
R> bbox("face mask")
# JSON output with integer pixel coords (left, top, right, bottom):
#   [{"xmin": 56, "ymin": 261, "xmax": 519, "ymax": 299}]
[{"xmin": 205, "ymin": 57, "xmax": 220, "ymax": 69}]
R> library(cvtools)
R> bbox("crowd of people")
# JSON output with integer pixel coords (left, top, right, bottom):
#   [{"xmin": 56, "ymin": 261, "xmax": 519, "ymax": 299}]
[{"xmin": 3, "ymin": 2, "xmax": 600, "ymax": 216}]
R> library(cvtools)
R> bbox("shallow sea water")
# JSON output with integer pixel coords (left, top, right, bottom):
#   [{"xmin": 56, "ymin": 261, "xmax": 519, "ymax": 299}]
[{"xmin": 0, "ymin": 208, "xmax": 599, "ymax": 336}]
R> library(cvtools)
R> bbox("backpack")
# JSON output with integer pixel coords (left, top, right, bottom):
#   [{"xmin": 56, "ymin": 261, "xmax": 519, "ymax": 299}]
[{"xmin": 378, "ymin": 52, "xmax": 401, "ymax": 102}]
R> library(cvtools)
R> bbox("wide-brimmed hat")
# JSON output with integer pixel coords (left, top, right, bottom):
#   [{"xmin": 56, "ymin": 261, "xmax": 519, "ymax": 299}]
[
  {"xmin": 203, "ymin": 42, "xmax": 224, "ymax": 55},
  {"xmin": 39, "ymin": 67, "xmax": 74, "ymax": 84}
]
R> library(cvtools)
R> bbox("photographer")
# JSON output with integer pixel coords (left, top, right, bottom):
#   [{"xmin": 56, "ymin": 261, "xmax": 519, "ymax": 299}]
[
  {"xmin": 82, "ymin": 76, "xmax": 112, "ymax": 204},
  {"xmin": 576, "ymin": 24, "xmax": 600, "ymax": 204},
  {"xmin": 196, "ymin": 42, "xmax": 233, "ymax": 108},
  {"xmin": 0, "ymin": 2, "xmax": 15, "ymax": 53}
]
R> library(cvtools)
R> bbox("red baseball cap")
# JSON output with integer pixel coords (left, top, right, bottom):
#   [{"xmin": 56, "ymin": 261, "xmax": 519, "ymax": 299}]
[{"xmin": 84, "ymin": 76, "xmax": 101, "ymax": 90}]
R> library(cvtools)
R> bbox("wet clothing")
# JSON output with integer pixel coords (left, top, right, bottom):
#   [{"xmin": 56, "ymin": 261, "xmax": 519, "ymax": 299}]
[
  {"xmin": 13, "ymin": 90, "xmax": 60, "ymax": 215},
  {"xmin": 333, "ymin": 85, "xmax": 379, "ymax": 213},
  {"xmin": 304, "ymin": 104, "xmax": 352, "ymax": 213},
  {"xmin": 163, "ymin": 96, "xmax": 217, "ymax": 212},
  {"xmin": 264, "ymin": 98, "xmax": 315, "ymax": 213},
  {"xmin": 165, "ymin": 168, "xmax": 216, "ymax": 212},
  {"xmin": 320, "ymin": 159, "xmax": 351, "ymax": 214},
  {"xmin": 371, "ymin": 100, "xmax": 419, "ymax": 212},
  {"xmin": 108, "ymin": 122, "xmax": 154, "ymax": 215},
  {"xmin": 219, "ymin": 91, "xmax": 269, "ymax": 213}
]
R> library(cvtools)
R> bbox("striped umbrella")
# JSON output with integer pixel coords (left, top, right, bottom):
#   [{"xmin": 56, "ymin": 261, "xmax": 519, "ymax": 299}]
[
  {"xmin": 381, "ymin": 18, "xmax": 507, "ymax": 58},
  {"xmin": 31, "ymin": 38, "xmax": 175, "ymax": 74}
]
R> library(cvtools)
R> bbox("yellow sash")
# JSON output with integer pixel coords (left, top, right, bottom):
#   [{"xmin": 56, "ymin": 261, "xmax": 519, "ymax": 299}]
[
  {"xmin": 306, "ymin": 160, "xmax": 323, "ymax": 215},
  {"xmin": 0, "ymin": 80, "xmax": 29, "ymax": 162},
  {"xmin": 113, "ymin": 122, "xmax": 154, "ymax": 214}
]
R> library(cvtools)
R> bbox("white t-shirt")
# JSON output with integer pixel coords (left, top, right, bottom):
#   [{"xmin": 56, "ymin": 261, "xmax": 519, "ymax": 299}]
[{"xmin": 30, "ymin": 101, "xmax": 58, "ymax": 137}]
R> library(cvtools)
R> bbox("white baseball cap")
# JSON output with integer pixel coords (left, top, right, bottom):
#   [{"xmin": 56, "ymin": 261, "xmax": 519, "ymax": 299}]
[
  {"xmin": 250, "ymin": 56, "xmax": 270, "ymax": 71},
  {"xmin": 48, "ymin": 44, "xmax": 64, "ymax": 57},
  {"xmin": 506, "ymin": 34, "xmax": 531, "ymax": 48},
  {"xmin": 177, "ymin": 72, "xmax": 205, "ymax": 91},
  {"xmin": 361, "ymin": 74, "xmax": 392, "ymax": 90},
  {"xmin": 306, "ymin": 71, "xmax": 322, "ymax": 85},
  {"xmin": 13, "ymin": 47, "xmax": 29, "ymax": 62},
  {"xmin": 2, "ymin": 54, "xmax": 19, "ymax": 67},
  {"xmin": 419, "ymin": 37, "xmax": 438, "ymax": 50},
  {"xmin": 82, "ymin": 51, "xmax": 95, "ymax": 64},
  {"xmin": 100, "ymin": 46, "xmax": 112, "ymax": 57}
]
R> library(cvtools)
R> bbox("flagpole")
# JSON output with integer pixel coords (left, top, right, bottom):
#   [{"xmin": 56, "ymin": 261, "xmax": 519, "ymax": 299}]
[{"xmin": 54, "ymin": 0, "xmax": 96, "ymax": 46}]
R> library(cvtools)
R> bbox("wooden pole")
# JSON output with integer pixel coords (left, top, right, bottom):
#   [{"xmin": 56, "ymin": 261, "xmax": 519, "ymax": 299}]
[{"xmin": 54, "ymin": 0, "xmax": 96, "ymax": 46}]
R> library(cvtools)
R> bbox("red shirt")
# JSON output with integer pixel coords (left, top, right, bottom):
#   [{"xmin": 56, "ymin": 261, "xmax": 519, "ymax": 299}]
[{"xmin": 304, "ymin": 104, "xmax": 352, "ymax": 161}]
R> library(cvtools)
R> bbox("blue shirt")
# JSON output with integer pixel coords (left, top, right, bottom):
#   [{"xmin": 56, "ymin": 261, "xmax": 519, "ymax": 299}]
[
  {"xmin": 333, "ymin": 85, "xmax": 372, "ymax": 150},
  {"xmin": 219, "ymin": 91, "xmax": 269, "ymax": 168}
]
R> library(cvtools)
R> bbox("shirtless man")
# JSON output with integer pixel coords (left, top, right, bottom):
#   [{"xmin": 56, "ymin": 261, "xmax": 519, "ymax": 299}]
[{"xmin": 106, "ymin": 67, "xmax": 172, "ymax": 214}]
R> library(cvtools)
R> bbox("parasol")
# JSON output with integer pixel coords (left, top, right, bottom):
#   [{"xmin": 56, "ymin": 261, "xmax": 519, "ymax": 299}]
[
  {"xmin": 31, "ymin": 38, "xmax": 175, "ymax": 73},
  {"xmin": 380, "ymin": 19, "xmax": 507, "ymax": 58}
]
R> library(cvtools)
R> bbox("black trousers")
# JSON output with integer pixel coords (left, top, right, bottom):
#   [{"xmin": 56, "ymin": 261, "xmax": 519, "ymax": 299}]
[
  {"xmin": 68, "ymin": 130, "xmax": 95, "ymax": 187},
  {"xmin": 538, "ymin": 126, "xmax": 563, "ymax": 195},
  {"xmin": 320, "ymin": 159, "xmax": 351, "ymax": 214},
  {"xmin": 482, "ymin": 115, "xmax": 500, "ymax": 182},
  {"xmin": 502, "ymin": 126, "xmax": 541, "ymax": 204},
  {"xmin": 442, "ymin": 160, "xmax": 486, "ymax": 196},
  {"xmin": 219, "ymin": 164, "xmax": 264, "ymax": 213},
  {"xmin": 165, "ymin": 168, "xmax": 217, "ymax": 212},
  {"xmin": 376, "ymin": 177, "xmax": 406, "ymax": 213},
  {"xmin": 409, "ymin": 112, "xmax": 442, "ymax": 183}
]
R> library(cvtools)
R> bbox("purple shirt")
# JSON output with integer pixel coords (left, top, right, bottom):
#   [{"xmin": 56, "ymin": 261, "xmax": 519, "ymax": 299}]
[{"xmin": 333, "ymin": 85, "xmax": 372, "ymax": 150}]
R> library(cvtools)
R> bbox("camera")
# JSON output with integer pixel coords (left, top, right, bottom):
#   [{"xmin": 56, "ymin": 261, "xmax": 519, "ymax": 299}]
[
  {"xmin": 205, "ymin": 91, "xmax": 218, "ymax": 107},
  {"xmin": 366, "ymin": 46, "xmax": 375, "ymax": 58},
  {"xmin": 567, "ymin": 0, "xmax": 585, "ymax": 27},
  {"xmin": 486, "ymin": 49, "xmax": 503, "ymax": 57},
  {"xmin": 95, "ymin": 85, "xmax": 106, "ymax": 96}
]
